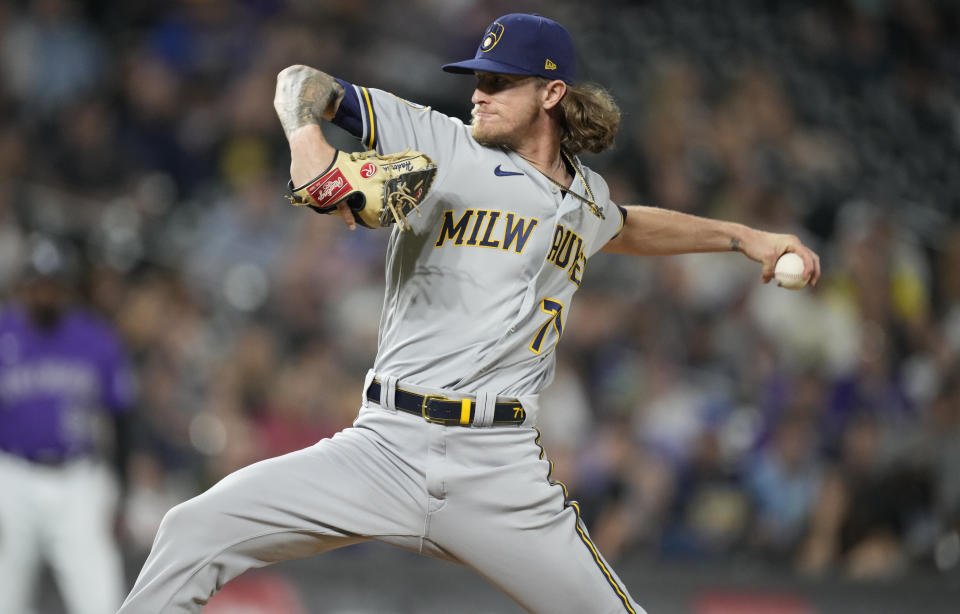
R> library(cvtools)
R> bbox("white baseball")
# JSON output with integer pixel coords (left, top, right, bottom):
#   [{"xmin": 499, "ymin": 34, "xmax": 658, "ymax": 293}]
[{"xmin": 774, "ymin": 252, "xmax": 808, "ymax": 290}]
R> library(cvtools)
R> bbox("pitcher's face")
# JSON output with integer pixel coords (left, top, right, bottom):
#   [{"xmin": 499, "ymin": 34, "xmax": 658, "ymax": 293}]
[{"xmin": 469, "ymin": 72, "xmax": 544, "ymax": 149}]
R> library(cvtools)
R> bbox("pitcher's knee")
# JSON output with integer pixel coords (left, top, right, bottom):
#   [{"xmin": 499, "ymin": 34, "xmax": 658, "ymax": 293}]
[{"xmin": 157, "ymin": 496, "xmax": 219, "ymax": 546}]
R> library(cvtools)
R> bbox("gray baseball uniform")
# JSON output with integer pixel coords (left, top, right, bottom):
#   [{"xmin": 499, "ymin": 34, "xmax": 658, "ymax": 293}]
[{"xmin": 117, "ymin": 83, "xmax": 645, "ymax": 614}]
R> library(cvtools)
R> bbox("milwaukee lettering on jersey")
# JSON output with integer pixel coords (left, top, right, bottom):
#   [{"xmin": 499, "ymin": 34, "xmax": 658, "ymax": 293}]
[
  {"xmin": 434, "ymin": 209, "xmax": 539, "ymax": 254},
  {"xmin": 546, "ymin": 224, "xmax": 587, "ymax": 286},
  {"xmin": 307, "ymin": 169, "xmax": 352, "ymax": 207}
]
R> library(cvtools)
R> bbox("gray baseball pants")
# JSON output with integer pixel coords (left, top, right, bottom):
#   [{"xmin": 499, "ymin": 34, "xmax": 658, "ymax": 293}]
[{"xmin": 117, "ymin": 380, "xmax": 644, "ymax": 614}]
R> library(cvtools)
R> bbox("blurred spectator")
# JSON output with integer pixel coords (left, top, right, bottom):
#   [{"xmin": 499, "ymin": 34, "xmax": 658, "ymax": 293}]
[
  {"xmin": 659, "ymin": 430, "xmax": 750, "ymax": 560},
  {"xmin": 185, "ymin": 173, "xmax": 295, "ymax": 311},
  {"xmin": 0, "ymin": 190, "xmax": 26, "ymax": 293},
  {"xmin": 798, "ymin": 412, "xmax": 934, "ymax": 579},
  {"xmin": 1, "ymin": 0, "xmax": 107, "ymax": 118},
  {"xmin": 746, "ymin": 412, "xmax": 824, "ymax": 560},
  {"xmin": 574, "ymin": 417, "xmax": 663, "ymax": 564}
]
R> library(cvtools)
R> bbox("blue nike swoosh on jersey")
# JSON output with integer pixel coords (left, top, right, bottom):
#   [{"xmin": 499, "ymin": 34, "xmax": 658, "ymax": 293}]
[{"xmin": 494, "ymin": 165, "xmax": 524, "ymax": 177}]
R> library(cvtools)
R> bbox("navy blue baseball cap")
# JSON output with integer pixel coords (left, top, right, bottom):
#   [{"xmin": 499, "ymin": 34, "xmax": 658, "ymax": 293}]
[{"xmin": 442, "ymin": 13, "xmax": 577, "ymax": 84}]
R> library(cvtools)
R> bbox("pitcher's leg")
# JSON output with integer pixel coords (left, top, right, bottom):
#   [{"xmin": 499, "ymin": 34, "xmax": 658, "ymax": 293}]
[
  {"xmin": 120, "ymin": 418, "xmax": 428, "ymax": 614},
  {"xmin": 428, "ymin": 429, "xmax": 645, "ymax": 614},
  {"xmin": 435, "ymin": 498, "xmax": 643, "ymax": 613}
]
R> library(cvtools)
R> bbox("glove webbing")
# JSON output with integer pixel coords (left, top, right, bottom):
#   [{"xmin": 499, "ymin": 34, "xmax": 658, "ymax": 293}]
[{"xmin": 386, "ymin": 181, "xmax": 426, "ymax": 231}]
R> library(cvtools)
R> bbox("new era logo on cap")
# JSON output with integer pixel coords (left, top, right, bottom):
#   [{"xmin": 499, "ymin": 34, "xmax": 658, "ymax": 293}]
[{"xmin": 442, "ymin": 13, "xmax": 577, "ymax": 84}]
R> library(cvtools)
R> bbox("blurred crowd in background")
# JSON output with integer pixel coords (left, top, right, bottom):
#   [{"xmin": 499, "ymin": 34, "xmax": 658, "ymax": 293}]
[{"xmin": 2, "ymin": 0, "xmax": 960, "ymax": 593}]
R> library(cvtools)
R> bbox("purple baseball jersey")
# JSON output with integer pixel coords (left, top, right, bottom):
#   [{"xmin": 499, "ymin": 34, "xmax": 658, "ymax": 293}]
[{"xmin": 0, "ymin": 304, "xmax": 134, "ymax": 463}]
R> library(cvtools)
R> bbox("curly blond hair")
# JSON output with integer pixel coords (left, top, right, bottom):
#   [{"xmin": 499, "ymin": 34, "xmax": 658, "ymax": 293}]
[{"xmin": 548, "ymin": 81, "xmax": 621, "ymax": 155}]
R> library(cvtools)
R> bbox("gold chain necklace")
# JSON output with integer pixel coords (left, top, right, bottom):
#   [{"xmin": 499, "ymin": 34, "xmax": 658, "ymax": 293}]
[{"xmin": 515, "ymin": 149, "xmax": 605, "ymax": 220}]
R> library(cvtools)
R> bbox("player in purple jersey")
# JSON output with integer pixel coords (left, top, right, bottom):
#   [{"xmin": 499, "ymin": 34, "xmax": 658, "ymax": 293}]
[{"xmin": 0, "ymin": 236, "xmax": 135, "ymax": 614}]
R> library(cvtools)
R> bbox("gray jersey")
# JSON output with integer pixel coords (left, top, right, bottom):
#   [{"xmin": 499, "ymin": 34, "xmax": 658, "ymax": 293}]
[
  {"xmin": 332, "ymin": 82, "xmax": 625, "ymax": 398},
  {"xmin": 117, "ymin": 77, "xmax": 646, "ymax": 614}
]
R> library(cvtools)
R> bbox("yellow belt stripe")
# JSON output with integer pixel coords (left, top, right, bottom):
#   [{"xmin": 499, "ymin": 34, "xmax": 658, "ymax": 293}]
[
  {"xmin": 361, "ymin": 87, "xmax": 376, "ymax": 149},
  {"xmin": 460, "ymin": 398, "xmax": 471, "ymax": 425}
]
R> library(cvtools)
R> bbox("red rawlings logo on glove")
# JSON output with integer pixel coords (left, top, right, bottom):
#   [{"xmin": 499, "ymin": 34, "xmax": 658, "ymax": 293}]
[
  {"xmin": 360, "ymin": 162, "xmax": 378, "ymax": 178},
  {"xmin": 307, "ymin": 169, "xmax": 352, "ymax": 208}
]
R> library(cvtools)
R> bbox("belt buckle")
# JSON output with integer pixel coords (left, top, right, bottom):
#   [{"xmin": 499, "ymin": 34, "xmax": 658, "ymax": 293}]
[{"xmin": 421, "ymin": 394, "xmax": 455, "ymax": 425}]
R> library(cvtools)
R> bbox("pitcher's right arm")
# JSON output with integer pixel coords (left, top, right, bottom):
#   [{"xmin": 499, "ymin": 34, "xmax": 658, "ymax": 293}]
[{"xmin": 274, "ymin": 65, "xmax": 358, "ymax": 228}]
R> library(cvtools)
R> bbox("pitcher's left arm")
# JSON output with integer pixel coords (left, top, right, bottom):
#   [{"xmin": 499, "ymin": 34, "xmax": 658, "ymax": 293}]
[{"xmin": 602, "ymin": 205, "xmax": 821, "ymax": 286}]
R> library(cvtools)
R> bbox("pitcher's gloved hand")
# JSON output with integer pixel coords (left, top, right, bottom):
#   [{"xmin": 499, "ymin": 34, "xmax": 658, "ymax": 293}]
[{"xmin": 286, "ymin": 149, "xmax": 437, "ymax": 230}]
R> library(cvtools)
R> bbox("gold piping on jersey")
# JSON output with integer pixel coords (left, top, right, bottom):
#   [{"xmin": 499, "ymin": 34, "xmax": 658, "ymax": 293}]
[
  {"xmin": 613, "ymin": 204, "xmax": 627, "ymax": 239},
  {"xmin": 533, "ymin": 429, "xmax": 637, "ymax": 614},
  {"xmin": 361, "ymin": 87, "xmax": 376, "ymax": 150}
]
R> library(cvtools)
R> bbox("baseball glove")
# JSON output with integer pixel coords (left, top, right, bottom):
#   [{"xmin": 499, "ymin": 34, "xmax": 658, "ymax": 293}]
[{"xmin": 286, "ymin": 149, "xmax": 437, "ymax": 230}]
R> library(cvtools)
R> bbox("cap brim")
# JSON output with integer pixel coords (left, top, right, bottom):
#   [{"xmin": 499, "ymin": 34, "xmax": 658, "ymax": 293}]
[{"xmin": 441, "ymin": 58, "xmax": 535, "ymax": 76}]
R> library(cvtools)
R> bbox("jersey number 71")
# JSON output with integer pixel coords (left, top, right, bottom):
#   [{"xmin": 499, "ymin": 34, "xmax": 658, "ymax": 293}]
[{"xmin": 529, "ymin": 298, "xmax": 564, "ymax": 355}]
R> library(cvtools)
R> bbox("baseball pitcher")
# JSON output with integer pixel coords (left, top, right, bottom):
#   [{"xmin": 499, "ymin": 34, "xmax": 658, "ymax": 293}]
[{"xmin": 118, "ymin": 13, "xmax": 820, "ymax": 613}]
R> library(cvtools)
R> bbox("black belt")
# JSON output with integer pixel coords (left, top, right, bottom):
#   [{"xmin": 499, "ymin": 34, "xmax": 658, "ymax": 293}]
[{"xmin": 365, "ymin": 380, "xmax": 526, "ymax": 426}]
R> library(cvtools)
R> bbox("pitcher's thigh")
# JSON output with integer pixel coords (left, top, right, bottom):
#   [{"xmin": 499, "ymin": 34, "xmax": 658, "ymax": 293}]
[
  {"xmin": 120, "ymin": 426, "xmax": 428, "ymax": 613},
  {"xmin": 162, "ymin": 427, "xmax": 428, "ymax": 557}
]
